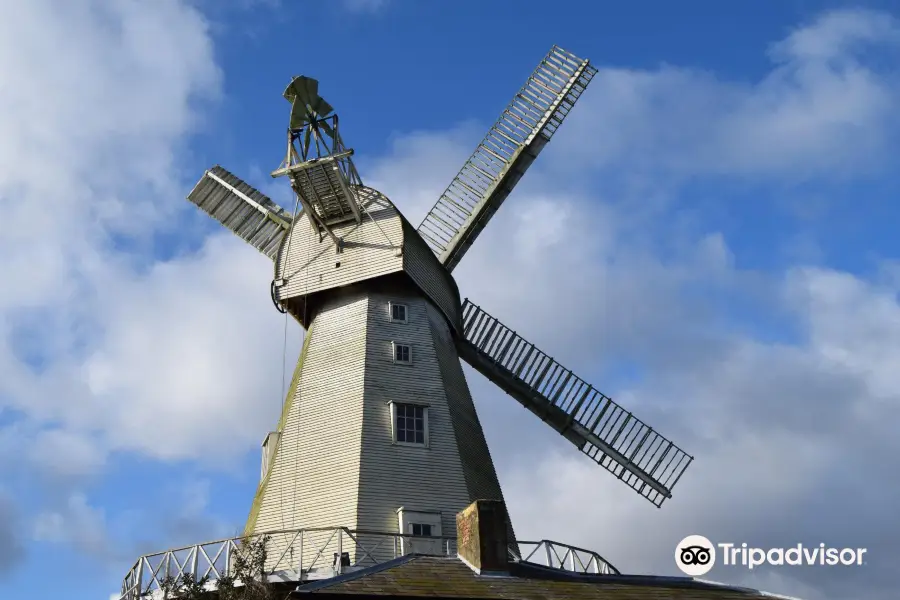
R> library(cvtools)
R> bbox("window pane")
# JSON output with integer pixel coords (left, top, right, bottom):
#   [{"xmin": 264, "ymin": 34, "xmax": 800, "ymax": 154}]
[
  {"xmin": 394, "ymin": 403, "xmax": 427, "ymax": 445},
  {"xmin": 422, "ymin": 524, "xmax": 432, "ymax": 537},
  {"xmin": 392, "ymin": 304, "xmax": 406, "ymax": 321}
]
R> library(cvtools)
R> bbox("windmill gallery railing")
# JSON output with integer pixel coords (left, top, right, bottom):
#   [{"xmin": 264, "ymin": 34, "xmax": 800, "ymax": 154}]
[
  {"xmin": 119, "ymin": 528, "xmax": 618, "ymax": 599},
  {"xmin": 458, "ymin": 300, "xmax": 693, "ymax": 507}
]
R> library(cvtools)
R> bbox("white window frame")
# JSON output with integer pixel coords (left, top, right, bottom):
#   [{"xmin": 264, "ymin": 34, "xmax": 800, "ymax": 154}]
[
  {"xmin": 397, "ymin": 507, "xmax": 443, "ymax": 555},
  {"xmin": 389, "ymin": 301, "xmax": 408, "ymax": 324},
  {"xmin": 389, "ymin": 401, "xmax": 429, "ymax": 447},
  {"xmin": 260, "ymin": 431, "xmax": 280, "ymax": 481},
  {"xmin": 391, "ymin": 341, "xmax": 413, "ymax": 365}
]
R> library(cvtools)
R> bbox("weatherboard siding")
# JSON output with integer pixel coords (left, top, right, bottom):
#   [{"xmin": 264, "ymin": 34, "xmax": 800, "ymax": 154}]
[
  {"xmin": 251, "ymin": 293, "xmax": 369, "ymax": 569},
  {"xmin": 273, "ymin": 186, "xmax": 462, "ymax": 337},
  {"xmin": 275, "ymin": 187, "xmax": 404, "ymax": 302},
  {"xmin": 357, "ymin": 291, "xmax": 473, "ymax": 558},
  {"xmin": 248, "ymin": 279, "xmax": 511, "ymax": 570},
  {"xmin": 243, "ymin": 326, "xmax": 311, "ymax": 537},
  {"xmin": 402, "ymin": 220, "xmax": 463, "ymax": 333},
  {"xmin": 427, "ymin": 302, "xmax": 516, "ymax": 542}
]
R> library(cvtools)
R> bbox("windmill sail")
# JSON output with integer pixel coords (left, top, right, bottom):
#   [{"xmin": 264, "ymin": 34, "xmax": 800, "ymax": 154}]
[
  {"xmin": 457, "ymin": 299, "xmax": 692, "ymax": 507},
  {"xmin": 416, "ymin": 46, "xmax": 597, "ymax": 272},
  {"xmin": 187, "ymin": 166, "xmax": 294, "ymax": 259}
]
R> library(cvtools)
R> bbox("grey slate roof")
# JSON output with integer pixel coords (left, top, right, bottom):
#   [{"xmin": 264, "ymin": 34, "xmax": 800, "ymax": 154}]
[{"xmin": 294, "ymin": 555, "xmax": 793, "ymax": 600}]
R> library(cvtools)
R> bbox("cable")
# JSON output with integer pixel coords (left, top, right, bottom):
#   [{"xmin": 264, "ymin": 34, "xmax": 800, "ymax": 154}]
[
  {"xmin": 291, "ymin": 213, "xmax": 311, "ymax": 532},
  {"xmin": 275, "ymin": 179, "xmax": 304, "ymax": 547}
]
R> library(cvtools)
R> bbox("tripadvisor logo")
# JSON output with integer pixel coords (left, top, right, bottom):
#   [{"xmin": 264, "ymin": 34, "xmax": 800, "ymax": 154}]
[
  {"xmin": 675, "ymin": 535, "xmax": 868, "ymax": 576},
  {"xmin": 675, "ymin": 535, "xmax": 716, "ymax": 576}
]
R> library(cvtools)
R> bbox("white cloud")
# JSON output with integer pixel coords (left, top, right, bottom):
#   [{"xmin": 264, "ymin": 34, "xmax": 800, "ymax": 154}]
[
  {"xmin": 0, "ymin": 0, "xmax": 221, "ymax": 327},
  {"xmin": 548, "ymin": 8, "xmax": 900, "ymax": 182},
  {"xmin": 34, "ymin": 494, "xmax": 109, "ymax": 557},
  {"xmin": 28, "ymin": 429, "xmax": 106, "ymax": 479},
  {"xmin": 1, "ymin": 4, "xmax": 899, "ymax": 600},
  {"xmin": 0, "ymin": 0, "xmax": 285, "ymax": 559},
  {"xmin": 0, "ymin": 0, "xmax": 301, "ymax": 468},
  {"xmin": 76, "ymin": 234, "xmax": 300, "ymax": 460},
  {"xmin": 2, "ymin": 232, "xmax": 300, "ymax": 462},
  {"xmin": 786, "ymin": 267, "xmax": 900, "ymax": 400},
  {"xmin": 500, "ymin": 265, "xmax": 900, "ymax": 599},
  {"xmin": 363, "ymin": 122, "xmax": 483, "ymax": 225},
  {"xmin": 772, "ymin": 8, "xmax": 900, "ymax": 61}
]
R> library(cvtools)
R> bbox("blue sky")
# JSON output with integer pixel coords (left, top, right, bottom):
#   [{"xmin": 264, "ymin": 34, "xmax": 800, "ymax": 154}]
[{"xmin": 1, "ymin": 1, "xmax": 900, "ymax": 599}]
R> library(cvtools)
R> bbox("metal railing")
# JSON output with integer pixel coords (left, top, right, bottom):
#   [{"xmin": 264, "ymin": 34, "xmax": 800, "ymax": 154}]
[
  {"xmin": 119, "ymin": 527, "xmax": 618, "ymax": 600},
  {"xmin": 514, "ymin": 540, "xmax": 619, "ymax": 575}
]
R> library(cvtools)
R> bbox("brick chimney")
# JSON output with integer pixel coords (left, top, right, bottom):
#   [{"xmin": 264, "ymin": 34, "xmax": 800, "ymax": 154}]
[{"xmin": 456, "ymin": 500, "xmax": 510, "ymax": 574}]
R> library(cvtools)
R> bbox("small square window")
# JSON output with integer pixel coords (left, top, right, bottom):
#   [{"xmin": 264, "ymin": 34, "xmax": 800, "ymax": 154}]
[
  {"xmin": 390, "ymin": 302, "xmax": 408, "ymax": 323},
  {"xmin": 393, "ymin": 342, "xmax": 412, "ymax": 364},
  {"xmin": 391, "ymin": 402, "xmax": 428, "ymax": 446},
  {"xmin": 397, "ymin": 508, "xmax": 442, "ymax": 555}
]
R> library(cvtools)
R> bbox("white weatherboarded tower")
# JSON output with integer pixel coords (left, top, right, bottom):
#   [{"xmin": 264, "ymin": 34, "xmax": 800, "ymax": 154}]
[
  {"xmin": 186, "ymin": 47, "xmax": 693, "ymax": 571},
  {"xmin": 250, "ymin": 184, "xmax": 505, "ymax": 554}
]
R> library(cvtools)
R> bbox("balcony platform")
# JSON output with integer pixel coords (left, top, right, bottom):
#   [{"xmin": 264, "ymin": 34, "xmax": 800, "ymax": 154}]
[
  {"xmin": 118, "ymin": 526, "xmax": 617, "ymax": 599},
  {"xmin": 119, "ymin": 501, "xmax": 796, "ymax": 600}
]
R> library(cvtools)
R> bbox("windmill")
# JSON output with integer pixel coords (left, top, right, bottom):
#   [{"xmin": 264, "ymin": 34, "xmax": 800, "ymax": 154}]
[{"xmin": 186, "ymin": 46, "xmax": 693, "ymax": 568}]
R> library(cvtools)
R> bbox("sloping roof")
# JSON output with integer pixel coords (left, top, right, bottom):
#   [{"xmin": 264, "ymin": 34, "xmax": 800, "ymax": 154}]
[{"xmin": 294, "ymin": 555, "xmax": 785, "ymax": 600}]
